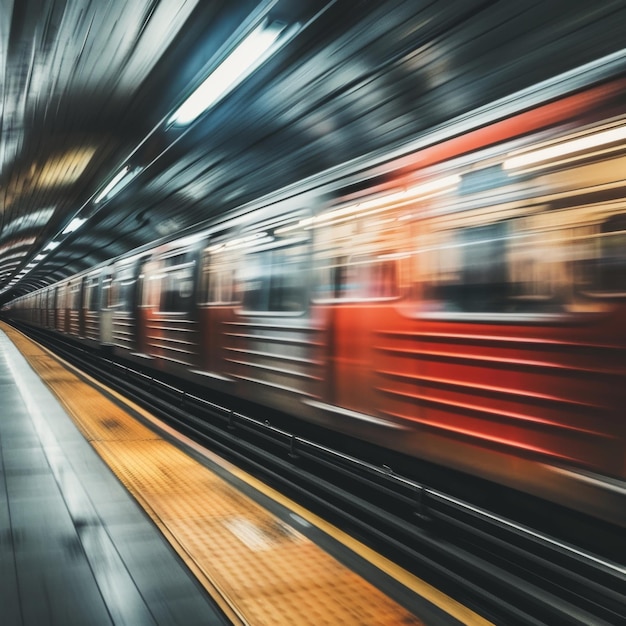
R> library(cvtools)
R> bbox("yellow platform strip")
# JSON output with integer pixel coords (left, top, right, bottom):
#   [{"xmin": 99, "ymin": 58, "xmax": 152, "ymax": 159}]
[{"xmin": 3, "ymin": 323, "xmax": 493, "ymax": 626}]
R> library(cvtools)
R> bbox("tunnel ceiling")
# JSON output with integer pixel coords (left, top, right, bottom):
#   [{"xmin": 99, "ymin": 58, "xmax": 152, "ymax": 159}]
[{"xmin": 1, "ymin": 0, "xmax": 626, "ymax": 301}]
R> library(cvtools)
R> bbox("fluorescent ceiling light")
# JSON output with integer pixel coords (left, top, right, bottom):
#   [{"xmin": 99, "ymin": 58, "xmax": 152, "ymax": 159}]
[
  {"xmin": 43, "ymin": 241, "xmax": 61, "ymax": 251},
  {"xmin": 0, "ymin": 238, "xmax": 36, "ymax": 255},
  {"xmin": 2, "ymin": 207, "xmax": 55, "ymax": 237},
  {"xmin": 62, "ymin": 217, "xmax": 87, "ymax": 234},
  {"xmin": 38, "ymin": 147, "xmax": 96, "ymax": 188},
  {"xmin": 169, "ymin": 20, "xmax": 289, "ymax": 126},
  {"xmin": 94, "ymin": 165, "xmax": 142, "ymax": 204},
  {"xmin": 503, "ymin": 124, "xmax": 626, "ymax": 170},
  {"xmin": 0, "ymin": 252, "xmax": 27, "ymax": 262}
]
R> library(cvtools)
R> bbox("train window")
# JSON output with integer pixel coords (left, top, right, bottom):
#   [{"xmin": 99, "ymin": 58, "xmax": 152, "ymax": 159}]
[
  {"xmin": 56, "ymin": 284, "xmax": 67, "ymax": 309},
  {"xmin": 598, "ymin": 214, "xmax": 626, "ymax": 292},
  {"xmin": 241, "ymin": 250, "xmax": 271, "ymax": 310},
  {"xmin": 422, "ymin": 221, "xmax": 512, "ymax": 313},
  {"xmin": 101, "ymin": 273, "xmax": 112, "ymax": 309},
  {"xmin": 269, "ymin": 247, "xmax": 307, "ymax": 311},
  {"xmin": 84, "ymin": 274, "xmax": 100, "ymax": 311},
  {"xmin": 207, "ymin": 269, "xmax": 236, "ymax": 304},
  {"xmin": 159, "ymin": 253, "xmax": 196, "ymax": 313},
  {"xmin": 570, "ymin": 213, "xmax": 626, "ymax": 296},
  {"xmin": 200, "ymin": 252, "xmax": 237, "ymax": 305},
  {"xmin": 315, "ymin": 255, "xmax": 399, "ymax": 300},
  {"xmin": 370, "ymin": 259, "xmax": 399, "ymax": 298},
  {"xmin": 69, "ymin": 282, "xmax": 81, "ymax": 310},
  {"xmin": 112, "ymin": 264, "xmax": 137, "ymax": 311},
  {"xmin": 458, "ymin": 222, "xmax": 509, "ymax": 311},
  {"xmin": 240, "ymin": 242, "xmax": 308, "ymax": 313},
  {"xmin": 336, "ymin": 259, "xmax": 366, "ymax": 298}
]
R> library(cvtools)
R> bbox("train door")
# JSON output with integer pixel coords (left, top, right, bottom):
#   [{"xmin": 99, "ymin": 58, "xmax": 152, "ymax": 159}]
[
  {"xmin": 226, "ymin": 222, "xmax": 317, "ymax": 415},
  {"xmin": 197, "ymin": 245, "xmax": 238, "ymax": 378},
  {"xmin": 311, "ymin": 208, "xmax": 406, "ymax": 422},
  {"xmin": 143, "ymin": 246, "xmax": 200, "ymax": 369},
  {"xmin": 320, "ymin": 255, "xmax": 400, "ymax": 412},
  {"xmin": 35, "ymin": 292, "xmax": 41, "ymax": 325},
  {"xmin": 68, "ymin": 279, "xmax": 81, "ymax": 336},
  {"xmin": 47, "ymin": 287, "xmax": 56, "ymax": 329},
  {"xmin": 34, "ymin": 292, "xmax": 42, "ymax": 325},
  {"xmin": 100, "ymin": 269, "xmax": 113, "ymax": 344},
  {"xmin": 110, "ymin": 257, "xmax": 146, "ymax": 354},
  {"xmin": 82, "ymin": 271, "xmax": 101, "ymax": 343},
  {"xmin": 40, "ymin": 290, "xmax": 47, "ymax": 327},
  {"xmin": 55, "ymin": 283, "xmax": 67, "ymax": 332},
  {"xmin": 38, "ymin": 291, "xmax": 46, "ymax": 326}
]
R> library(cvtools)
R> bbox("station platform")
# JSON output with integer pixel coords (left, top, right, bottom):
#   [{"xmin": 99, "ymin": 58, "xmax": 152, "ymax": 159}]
[{"xmin": 0, "ymin": 324, "xmax": 491, "ymax": 626}]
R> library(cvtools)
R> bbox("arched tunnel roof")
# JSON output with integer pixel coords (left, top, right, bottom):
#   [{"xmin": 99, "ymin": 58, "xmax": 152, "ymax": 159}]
[{"xmin": 2, "ymin": 0, "xmax": 626, "ymax": 301}]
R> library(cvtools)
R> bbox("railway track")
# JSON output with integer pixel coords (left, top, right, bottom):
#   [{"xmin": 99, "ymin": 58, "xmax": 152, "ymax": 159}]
[{"xmin": 10, "ymin": 321, "xmax": 626, "ymax": 626}]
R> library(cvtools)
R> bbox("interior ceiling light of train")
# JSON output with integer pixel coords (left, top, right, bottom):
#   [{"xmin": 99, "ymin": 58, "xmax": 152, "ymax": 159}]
[{"xmin": 2, "ymin": 0, "xmax": 626, "ymax": 303}]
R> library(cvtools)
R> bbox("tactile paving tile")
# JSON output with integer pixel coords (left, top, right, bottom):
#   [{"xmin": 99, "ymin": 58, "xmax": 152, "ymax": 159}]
[
  {"xmin": 4, "ymin": 326, "xmax": 428, "ymax": 625},
  {"xmin": 92, "ymin": 440, "xmax": 425, "ymax": 626}
]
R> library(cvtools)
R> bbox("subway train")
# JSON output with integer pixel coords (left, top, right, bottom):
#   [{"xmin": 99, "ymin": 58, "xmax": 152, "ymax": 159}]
[{"xmin": 5, "ymin": 74, "xmax": 626, "ymax": 528}]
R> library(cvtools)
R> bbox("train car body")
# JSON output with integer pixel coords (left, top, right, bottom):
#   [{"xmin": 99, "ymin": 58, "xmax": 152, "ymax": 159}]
[{"xmin": 6, "ymin": 75, "xmax": 626, "ymax": 526}]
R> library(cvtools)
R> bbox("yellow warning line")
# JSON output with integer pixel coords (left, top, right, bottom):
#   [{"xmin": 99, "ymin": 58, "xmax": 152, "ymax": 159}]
[{"xmin": 2, "ymin": 322, "xmax": 493, "ymax": 626}]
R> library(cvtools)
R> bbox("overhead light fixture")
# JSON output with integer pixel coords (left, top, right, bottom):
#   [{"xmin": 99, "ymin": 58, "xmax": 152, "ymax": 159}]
[
  {"xmin": 0, "ymin": 252, "xmax": 27, "ymax": 262},
  {"xmin": 503, "ymin": 123, "xmax": 626, "ymax": 170},
  {"xmin": 43, "ymin": 241, "xmax": 61, "ymax": 252},
  {"xmin": 38, "ymin": 147, "xmax": 97, "ymax": 188},
  {"xmin": 62, "ymin": 217, "xmax": 87, "ymax": 234},
  {"xmin": 0, "ymin": 238, "xmax": 36, "ymax": 255},
  {"xmin": 2, "ymin": 207, "xmax": 55, "ymax": 237},
  {"xmin": 94, "ymin": 165, "xmax": 142, "ymax": 204},
  {"xmin": 168, "ymin": 19, "xmax": 291, "ymax": 126}
]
